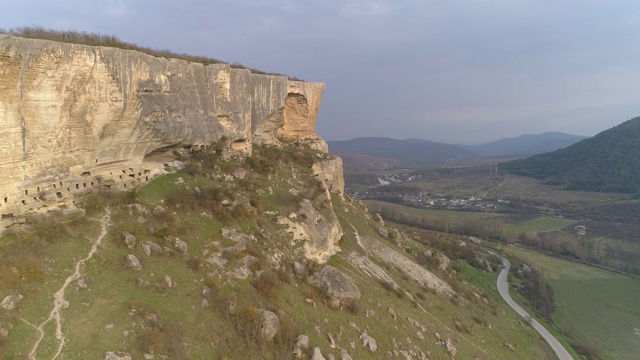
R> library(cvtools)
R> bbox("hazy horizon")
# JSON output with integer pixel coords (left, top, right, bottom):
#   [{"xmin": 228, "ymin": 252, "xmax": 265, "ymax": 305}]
[{"xmin": 3, "ymin": 1, "xmax": 640, "ymax": 143}]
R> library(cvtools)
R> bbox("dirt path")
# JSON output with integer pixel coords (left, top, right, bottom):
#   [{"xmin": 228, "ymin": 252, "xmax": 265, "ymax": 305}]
[{"xmin": 26, "ymin": 209, "xmax": 111, "ymax": 360}]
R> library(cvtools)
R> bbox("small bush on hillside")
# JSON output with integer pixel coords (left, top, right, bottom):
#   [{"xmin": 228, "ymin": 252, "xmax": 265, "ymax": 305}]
[
  {"xmin": 136, "ymin": 320, "xmax": 186, "ymax": 360},
  {"xmin": 252, "ymin": 269, "xmax": 281, "ymax": 300}
]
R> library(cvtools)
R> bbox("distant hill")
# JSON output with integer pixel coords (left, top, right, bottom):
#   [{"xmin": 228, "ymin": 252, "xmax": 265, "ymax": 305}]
[
  {"xmin": 463, "ymin": 132, "xmax": 588, "ymax": 157},
  {"xmin": 328, "ymin": 137, "xmax": 479, "ymax": 171},
  {"xmin": 502, "ymin": 117, "xmax": 640, "ymax": 194}
]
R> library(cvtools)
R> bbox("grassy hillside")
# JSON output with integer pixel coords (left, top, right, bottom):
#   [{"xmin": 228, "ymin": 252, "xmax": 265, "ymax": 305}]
[
  {"xmin": 502, "ymin": 117, "xmax": 640, "ymax": 194},
  {"xmin": 506, "ymin": 246, "xmax": 640, "ymax": 360},
  {"xmin": 0, "ymin": 144, "xmax": 554, "ymax": 359}
]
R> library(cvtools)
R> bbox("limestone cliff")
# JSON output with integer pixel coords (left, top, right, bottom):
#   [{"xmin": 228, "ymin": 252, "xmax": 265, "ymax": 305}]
[{"xmin": 0, "ymin": 35, "xmax": 330, "ymax": 218}]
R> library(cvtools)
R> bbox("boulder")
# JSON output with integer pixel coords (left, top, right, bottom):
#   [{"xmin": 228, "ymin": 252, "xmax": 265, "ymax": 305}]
[
  {"xmin": 105, "ymin": 352, "xmax": 132, "ymax": 360},
  {"xmin": 293, "ymin": 334, "xmax": 309, "ymax": 358},
  {"xmin": 312, "ymin": 265, "xmax": 361, "ymax": 309},
  {"xmin": 174, "ymin": 238, "xmax": 188, "ymax": 254},
  {"xmin": 258, "ymin": 309, "xmax": 280, "ymax": 341},
  {"xmin": 373, "ymin": 213, "xmax": 385, "ymax": 226},
  {"xmin": 378, "ymin": 227, "xmax": 389, "ymax": 239},
  {"xmin": 136, "ymin": 278, "xmax": 150, "ymax": 288},
  {"xmin": 445, "ymin": 338, "xmax": 457, "ymax": 357},
  {"xmin": 311, "ymin": 347, "xmax": 326, "ymax": 360},
  {"xmin": 360, "ymin": 331, "xmax": 378, "ymax": 352},
  {"xmin": 146, "ymin": 241, "xmax": 163, "ymax": 255},
  {"xmin": 0, "ymin": 294, "xmax": 23, "ymax": 310},
  {"xmin": 123, "ymin": 232, "xmax": 136, "ymax": 248},
  {"xmin": 293, "ymin": 261, "xmax": 306, "ymax": 276},
  {"xmin": 435, "ymin": 253, "xmax": 450, "ymax": 271},
  {"xmin": 125, "ymin": 254, "xmax": 143, "ymax": 271},
  {"xmin": 340, "ymin": 349, "xmax": 354, "ymax": 360},
  {"xmin": 0, "ymin": 321, "xmax": 11, "ymax": 337},
  {"xmin": 388, "ymin": 307, "xmax": 398, "ymax": 320}
]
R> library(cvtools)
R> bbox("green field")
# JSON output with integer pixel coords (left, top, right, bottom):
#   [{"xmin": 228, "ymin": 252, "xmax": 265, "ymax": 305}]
[
  {"xmin": 505, "ymin": 246, "xmax": 640, "ymax": 360},
  {"xmin": 503, "ymin": 217, "xmax": 574, "ymax": 238}
]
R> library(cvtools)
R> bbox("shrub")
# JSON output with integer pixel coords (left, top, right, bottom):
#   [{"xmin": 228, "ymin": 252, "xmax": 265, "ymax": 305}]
[
  {"xmin": 252, "ymin": 270, "xmax": 281, "ymax": 300},
  {"xmin": 186, "ymin": 256, "xmax": 204, "ymax": 272},
  {"xmin": 136, "ymin": 320, "xmax": 186, "ymax": 359}
]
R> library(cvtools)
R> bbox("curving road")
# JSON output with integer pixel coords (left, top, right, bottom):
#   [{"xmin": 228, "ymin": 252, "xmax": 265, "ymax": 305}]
[{"xmin": 495, "ymin": 256, "xmax": 574, "ymax": 360}]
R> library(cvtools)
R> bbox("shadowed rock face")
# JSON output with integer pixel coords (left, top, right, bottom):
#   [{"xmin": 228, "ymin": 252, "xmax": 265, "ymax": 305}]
[{"xmin": 0, "ymin": 35, "xmax": 325, "ymax": 217}]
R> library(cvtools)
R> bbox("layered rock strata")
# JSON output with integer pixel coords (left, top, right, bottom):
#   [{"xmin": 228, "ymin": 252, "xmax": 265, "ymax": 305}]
[{"xmin": 0, "ymin": 35, "xmax": 330, "ymax": 218}]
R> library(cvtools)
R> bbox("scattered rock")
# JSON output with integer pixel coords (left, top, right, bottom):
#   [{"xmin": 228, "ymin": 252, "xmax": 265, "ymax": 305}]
[
  {"xmin": 123, "ymin": 232, "xmax": 136, "ymax": 248},
  {"xmin": 340, "ymin": 349, "xmax": 353, "ymax": 360},
  {"xmin": 293, "ymin": 261, "xmax": 306, "ymax": 276},
  {"xmin": 365, "ymin": 309, "xmax": 375, "ymax": 317},
  {"xmin": 77, "ymin": 276, "xmax": 89, "ymax": 289},
  {"xmin": 142, "ymin": 244, "xmax": 151, "ymax": 257},
  {"xmin": 1, "ymin": 294, "xmax": 23, "ymax": 310},
  {"xmin": 311, "ymin": 265, "xmax": 361, "ymax": 309},
  {"xmin": 145, "ymin": 241, "xmax": 163, "ymax": 255},
  {"xmin": 305, "ymin": 298, "xmax": 317, "ymax": 307},
  {"xmin": 105, "ymin": 352, "xmax": 132, "ymax": 360},
  {"xmin": 435, "ymin": 253, "xmax": 450, "ymax": 271},
  {"xmin": 0, "ymin": 322, "xmax": 11, "ymax": 337},
  {"xmin": 360, "ymin": 331, "xmax": 378, "ymax": 352},
  {"xmin": 136, "ymin": 278, "xmax": 150, "ymax": 288},
  {"xmin": 378, "ymin": 227, "xmax": 389, "ymax": 239},
  {"xmin": 152, "ymin": 205, "xmax": 166, "ymax": 217},
  {"xmin": 311, "ymin": 347, "xmax": 326, "ymax": 360},
  {"xmin": 388, "ymin": 307, "xmax": 398, "ymax": 320},
  {"xmin": 125, "ymin": 254, "xmax": 143, "ymax": 271},
  {"xmin": 164, "ymin": 275, "xmax": 176, "ymax": 288},
  {"xmin": 258, "ymin": 309, "xmax": 280, "ymax": 341},
  {"xmin": 293, "ymin": 334, "xmax": 309, "ymax": 358},
  {"xmin": 233, "ymin": 167, "xmax": 248, "ymax": 180},
  {"xmin": 445, "ymin": 338, "xmax": 457, "ymax": 357},
  {"xmin": 174, "ymin": 238, "xmax": 188, "ymax": 254},
  {"xmin": 326, "ymin": 332, "xmax": 336, "ymax": 348},
  {"xmin": 201, "ymin": 299, "xmax": 210, "ymax": 308}
]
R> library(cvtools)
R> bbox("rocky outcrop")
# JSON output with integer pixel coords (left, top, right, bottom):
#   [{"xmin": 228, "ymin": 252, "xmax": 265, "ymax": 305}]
[
  {"xmin": 312, "ymin": 265, "xmax": 361, "ymax": 309},
  {"xmin": 0, "ymin": 34, "xmax": 327, "ymax": 219},
  {"xmin": 278, "ymin": 199, "xmax": 343, "ymax": 263}
]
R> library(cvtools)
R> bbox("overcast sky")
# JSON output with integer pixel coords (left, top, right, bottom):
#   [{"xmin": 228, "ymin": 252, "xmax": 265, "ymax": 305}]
[{"xmin": 3, "ymin": 0, "xmax": 640, "ymax": 144}]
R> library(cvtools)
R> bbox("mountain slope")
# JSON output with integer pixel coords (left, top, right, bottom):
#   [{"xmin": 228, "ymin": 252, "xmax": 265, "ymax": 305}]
[
  {"xmin": 0, "ymin": 144, "xmax": 554, "ymax": 359},
  {"xmin": 502, "ymin": 117, "xmax": 640, "ymax": 194},
  {"xmin": 328, "ymin": 137, "xmax": 479, "ymax": 170},
  {"xmin": 463, "ymin": 132, "xmax": 588, "ymax": 157}
]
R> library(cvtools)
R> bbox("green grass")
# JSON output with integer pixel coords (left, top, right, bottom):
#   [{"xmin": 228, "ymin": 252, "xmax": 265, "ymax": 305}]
[
  {"xmin": 503, "ymin": 216, "xmax": 574, "ymax": 238},
  {"xmin": 506, "ymin": 246, "xmax": 640, "ymax": 360}
]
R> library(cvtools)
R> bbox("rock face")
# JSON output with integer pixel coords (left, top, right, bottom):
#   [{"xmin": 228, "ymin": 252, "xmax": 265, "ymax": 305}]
[
  {"xmin": 312, "ymin": 265, "xmax": 361, "ymax": 308},
  {"xmin": 0, "ymin": 34, "xmax": 326, "ymax": 219}
]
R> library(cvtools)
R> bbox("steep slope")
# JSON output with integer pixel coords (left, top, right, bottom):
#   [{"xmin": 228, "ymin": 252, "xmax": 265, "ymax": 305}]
[
  {"xmin": 502, "ymin": 117, "xmax": 640, "ymax": 194},
  {"xmin": 0, "ymin": 144, "xmax": 555, "ymax": 359},
  {"xmin": 464, "ymin": 132, "xmax": 588, "ymax": 157},
  {"xmin": 328, "ymin": 137, "xmax": 479, "ymax": 170}
]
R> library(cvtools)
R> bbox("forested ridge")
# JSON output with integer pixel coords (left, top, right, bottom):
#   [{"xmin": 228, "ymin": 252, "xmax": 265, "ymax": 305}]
[{"xmin": 502, "ymin": 116, "xmax": 640, "ymax": 195}]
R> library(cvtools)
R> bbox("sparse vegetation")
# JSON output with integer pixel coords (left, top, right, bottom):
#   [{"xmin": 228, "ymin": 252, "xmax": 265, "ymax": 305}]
[{"xmin": 0, "ymin": 26, "xmax": 301, "ymax": 79}]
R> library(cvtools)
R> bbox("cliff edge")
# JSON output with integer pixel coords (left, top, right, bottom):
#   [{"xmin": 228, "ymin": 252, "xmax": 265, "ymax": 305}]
[{"xmin": 0, "ymin": 34, "xmax": 330, "ymax": 218}]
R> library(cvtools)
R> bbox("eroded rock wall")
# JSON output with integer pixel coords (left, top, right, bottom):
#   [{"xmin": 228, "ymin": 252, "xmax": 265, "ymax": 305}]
[{"xmin": 0, "ymin": 35, "xmax": 326, "ymax": 217}]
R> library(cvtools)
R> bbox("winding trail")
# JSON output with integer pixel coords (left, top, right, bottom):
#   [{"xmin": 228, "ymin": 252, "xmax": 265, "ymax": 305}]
[
  {"xmin": 494, "ymin": 253, "xmax": 573, "ymax": 360},
  {"xmin": 26, "ymin": 209, "xmax": 111, "ymax": 360}
]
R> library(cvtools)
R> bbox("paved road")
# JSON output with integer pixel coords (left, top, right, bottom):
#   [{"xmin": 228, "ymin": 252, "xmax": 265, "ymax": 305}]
[{"xmin": 496, "ymin": 256, "xmax": 574, "ymax": 360}]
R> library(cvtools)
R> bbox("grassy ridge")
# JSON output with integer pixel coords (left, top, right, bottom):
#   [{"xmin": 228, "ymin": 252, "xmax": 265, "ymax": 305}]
[{"xmin": 506, "ymin": 246, "xmax": 640, "ymax": 360}]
